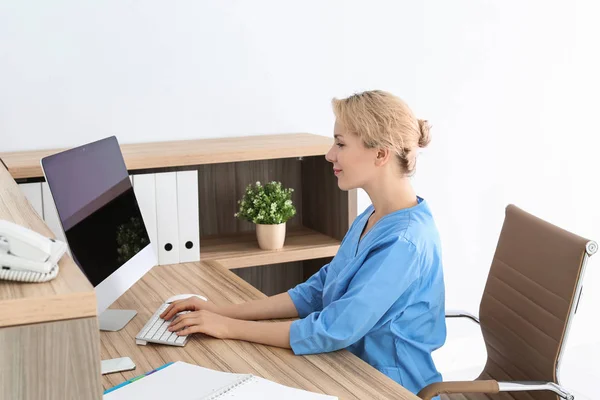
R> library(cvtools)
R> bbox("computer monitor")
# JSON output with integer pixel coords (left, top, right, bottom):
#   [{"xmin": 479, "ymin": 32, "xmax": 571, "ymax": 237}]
[{"xmin": 41, "ymin": 136, "xmax": 156, "ymax": 330}]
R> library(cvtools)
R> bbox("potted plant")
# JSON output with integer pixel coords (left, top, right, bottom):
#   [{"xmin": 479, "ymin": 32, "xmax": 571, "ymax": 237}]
[{"xmin": 235, "ymin": 181, "xmax": 296, "ymax": 250}]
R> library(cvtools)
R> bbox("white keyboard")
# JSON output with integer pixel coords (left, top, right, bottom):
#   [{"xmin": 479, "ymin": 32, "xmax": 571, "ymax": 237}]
[{"xmin": 135, "ymin": 303, "xmax": 190, "ymax": 347}]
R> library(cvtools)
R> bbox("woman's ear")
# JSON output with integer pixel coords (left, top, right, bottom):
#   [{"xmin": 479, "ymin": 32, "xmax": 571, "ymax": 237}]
[{"xmin": 374, "ymin": 148, "xmax": 391, "ymax": 166}]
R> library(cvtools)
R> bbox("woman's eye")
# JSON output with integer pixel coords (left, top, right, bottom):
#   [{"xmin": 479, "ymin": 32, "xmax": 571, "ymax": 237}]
[{"xmin": 336, "ymin": 143, "xmax": 344, "ymax": 148}]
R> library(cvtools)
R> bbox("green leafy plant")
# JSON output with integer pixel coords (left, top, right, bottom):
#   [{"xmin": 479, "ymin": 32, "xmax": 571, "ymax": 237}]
[
  {"xmin": 235, "ymin": 181, "xmax": 296, "ymax": 224},
  {"xmin": 116, "ymin": 216, "xmax": 150, "ymax": 264}
]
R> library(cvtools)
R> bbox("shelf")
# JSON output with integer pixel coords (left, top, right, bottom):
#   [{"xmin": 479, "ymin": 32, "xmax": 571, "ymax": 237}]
[
  {"xmin": 200, "ymin": 227, "xmax": 340, "ymax": 269},
  {"xmin": 0, "ymin": 133, "xmax": 333, "ymax": 180}
]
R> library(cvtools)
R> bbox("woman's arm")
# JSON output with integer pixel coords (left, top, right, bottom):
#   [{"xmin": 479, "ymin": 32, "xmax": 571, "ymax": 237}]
[
  {"xmin": 166, "ymin": 309, "xmax": 293, "ymax": 349},
  {"xmin": 219, "ymin": 292, "xmax": 298, "ymax": 321},
  {"xmin": 229, "ymin": 319, "xmax": 293, "ymax": 349},
  {"xmin": 163, "ymin": 262, "xmax": 330, "ymax": 322},
  {"xmin": 164, "ymin": 264, "xmax": 331, "ymax": 347},
  {"xmin": 162, "ymin": 292, "xmax": 299, "ymax": 322}
]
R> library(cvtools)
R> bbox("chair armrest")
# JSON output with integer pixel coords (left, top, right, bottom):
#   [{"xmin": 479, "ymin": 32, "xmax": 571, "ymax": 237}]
[
  {"xmin": 417, "ymin": 380, "xmax": 575, "ymax": 400},
  {"xmin": 498, "ymin": 381, "xmax": 574, "ymax": 400},
  {"xmin": 417, "ymin": 380, "xmax": 499, "ymax": 400},
  {"xmin": 445, "ymin": 309, "xmax": 480, "ymax": 324}
]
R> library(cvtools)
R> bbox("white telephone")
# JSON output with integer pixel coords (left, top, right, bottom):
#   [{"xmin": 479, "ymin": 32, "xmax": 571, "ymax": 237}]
[{"xmin": 0, "ymin": 220, "xmax": 68, "ymax": 282}]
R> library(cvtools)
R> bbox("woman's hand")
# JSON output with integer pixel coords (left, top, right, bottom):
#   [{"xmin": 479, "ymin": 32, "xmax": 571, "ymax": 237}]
[
  {"xmin": 160, "ymin": 297, "xmax": 220, "ymax": 321},
  {"xmin": 167, "ymin": 310, "xmax": 234, "ymax": 339}
]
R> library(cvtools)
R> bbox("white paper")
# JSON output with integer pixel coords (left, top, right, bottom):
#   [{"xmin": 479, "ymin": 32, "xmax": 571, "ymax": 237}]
[
  {"xmin": 104, "ymin": 362, "xmax": 247, "ymax": 400},
  {"xmin": 103, "ymin": 362, "xmax": 338, "ymax": 400},
  {"xmin": 213, "ymin": 376, "xmax": 338, "ymax": 400},
  {"xmin": 41, "ymin": 182, "xmax": 68, "ymax": 245},
  {"xmin": 19, "ymin": 182, "xmax": 44, "ymax": 218}
]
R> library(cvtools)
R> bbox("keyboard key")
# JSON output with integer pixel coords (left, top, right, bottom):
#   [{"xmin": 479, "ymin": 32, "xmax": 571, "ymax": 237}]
[
  {"xmin": 140, "ymin": 318, "xmax": 159, "ymax": 337},
  {"xmin": 165, "ymin": 332, "xmax": 177, "ymax": 342},
  {"xmin": 160, "ymin": 329, "xmax": 173, "ymax": 341},
  {"xmin": 152, "ymin": 323, "xmax": 169, "ymax": 340}
]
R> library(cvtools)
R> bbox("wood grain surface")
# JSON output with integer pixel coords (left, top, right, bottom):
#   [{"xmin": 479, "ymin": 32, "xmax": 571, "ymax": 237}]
[
  {"xmin": 0, "ymin": 162, "xmax": 97, "ymax": 328},
  {"xmin": 1, "ymin": 133, "xmax": 333, "ymax": 180},
  {"xmin": 0, "ymin": 317, "xmax": 103, "ymax": 400},
  {"xmin": 101, "ymin": 261, "xmax": 419, "ymax": 400},
  {"xmin": 200, "ymin": 226, "xmax": 340, "ymax": 269}
]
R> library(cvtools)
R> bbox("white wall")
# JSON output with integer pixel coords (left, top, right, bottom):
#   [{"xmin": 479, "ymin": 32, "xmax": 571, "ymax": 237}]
[{"xmin": 2, "ymin": 0, "xmax": 599, "ymax": 392}]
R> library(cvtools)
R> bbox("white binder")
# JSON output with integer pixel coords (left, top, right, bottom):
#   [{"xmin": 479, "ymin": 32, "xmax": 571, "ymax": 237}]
[
  {"xmin": 155, "ymin": 172, "xmax": 179, "ymax": 265},
  {"xmin": 176, "ymin": 171, "xmax": 200, "ymax": 263},
  {"xmin": 132, "ymin": 174, "xmax": 159, "ymax": 260},
  {"xmin": 41, "ymin": 182, "xmax": 68, "ymax": 245},
  {"xmin": 19, "ymin": 182, "xmax": 44, "ymax": 219}
]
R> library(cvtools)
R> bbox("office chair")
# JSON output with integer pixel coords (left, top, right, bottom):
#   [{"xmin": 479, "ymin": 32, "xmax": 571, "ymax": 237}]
[{"xmin": 419, "ymin": 205, "xmax": 597, "ymax": 400}]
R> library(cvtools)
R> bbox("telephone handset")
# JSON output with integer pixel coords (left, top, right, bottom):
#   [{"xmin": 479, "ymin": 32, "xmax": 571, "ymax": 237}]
[{"xmin": 0, "ymin": 220, "xmax": 68, "ymax": 282}]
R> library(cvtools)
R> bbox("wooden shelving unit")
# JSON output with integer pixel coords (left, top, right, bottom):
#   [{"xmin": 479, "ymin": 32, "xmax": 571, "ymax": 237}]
[
  {"xmin": 200, "ymin": 227, "xmax": 341, "ymax": 269},
  {"xmin": 0, "ymin": 133, "xmax": 334, "ymax": 180},
  {"xmin": 1, "ymin": 133, "xmax": 357, "ymax": 295}
]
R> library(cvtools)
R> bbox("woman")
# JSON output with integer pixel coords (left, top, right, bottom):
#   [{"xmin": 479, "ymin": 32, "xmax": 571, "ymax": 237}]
[{"xmin": 161, "ymin": 90, "xmax": 446, "ymax": 395}]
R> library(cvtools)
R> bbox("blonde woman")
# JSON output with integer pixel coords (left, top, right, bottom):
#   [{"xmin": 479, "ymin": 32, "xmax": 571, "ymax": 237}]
[{"xmin": 162, "ymin": 90, "xmax": 446, "ymax": 395}]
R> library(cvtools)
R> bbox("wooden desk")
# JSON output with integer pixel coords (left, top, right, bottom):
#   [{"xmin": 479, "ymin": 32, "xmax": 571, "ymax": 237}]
[
  {"xmin": 0, "ymin": 161, "xmax": 102, "ymax": 399},
  {"xmin": 101, "ymin": 261, "xmax": 419, "ymax": 400}
]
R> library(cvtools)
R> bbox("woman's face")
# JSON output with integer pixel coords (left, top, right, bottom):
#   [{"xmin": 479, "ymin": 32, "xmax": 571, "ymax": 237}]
[{"xmin": 325, "ymin": 120, "xmax": 379, "ymax": 191}]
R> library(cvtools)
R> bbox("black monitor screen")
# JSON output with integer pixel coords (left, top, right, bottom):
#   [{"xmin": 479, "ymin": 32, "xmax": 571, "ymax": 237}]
[{"xmin": 42, "ymin": 136, "xmax": 149, "ymax": 286}]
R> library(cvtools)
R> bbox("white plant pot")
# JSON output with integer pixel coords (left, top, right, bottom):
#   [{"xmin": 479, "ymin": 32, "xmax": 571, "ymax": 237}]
[{"xmin": 255, "ymin": 222, "xmax": 286, "ymax": 250}]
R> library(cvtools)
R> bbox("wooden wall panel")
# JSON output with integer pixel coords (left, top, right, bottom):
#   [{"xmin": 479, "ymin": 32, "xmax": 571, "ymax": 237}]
[
  {"xmin": 199, "ymin": 158, "xmax": 303, "ymax": 237},
  {"xmin": 231, "ymin": 262, "xmax": 304, "ymax": 296},
  {"xmin": 302, "ymin": 156, "xmax": 356, "ymax": 241},
  {"xmin": 302, "ymin": 257, "xmax": 334, "ymax": 282}
]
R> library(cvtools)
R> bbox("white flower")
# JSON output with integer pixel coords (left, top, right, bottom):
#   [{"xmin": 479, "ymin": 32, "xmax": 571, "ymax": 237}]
[{"xmin": 256, "ymin": 181, "xmax": 261, "ymax": 186}]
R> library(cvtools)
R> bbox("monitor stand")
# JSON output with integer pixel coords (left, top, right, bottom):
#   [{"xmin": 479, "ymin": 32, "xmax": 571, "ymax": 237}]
[{"xmin": 99, "ymin": 309, "xmax": 137, "ymax": 331}]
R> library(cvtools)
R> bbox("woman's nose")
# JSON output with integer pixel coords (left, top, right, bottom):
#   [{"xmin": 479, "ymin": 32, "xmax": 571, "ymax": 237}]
[{"xmin": 325, "ymin": 146, "xmax": 336, "ymax": 163}]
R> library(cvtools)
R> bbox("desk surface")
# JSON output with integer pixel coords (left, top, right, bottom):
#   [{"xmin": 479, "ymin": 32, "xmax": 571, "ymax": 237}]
[
  {"xmin": 0, "ymin": 163, "xmax": 97, "ymax": 328},
  {"xmin": 101, "ymin": 261, "xmax": 419, "ymax": 400}
]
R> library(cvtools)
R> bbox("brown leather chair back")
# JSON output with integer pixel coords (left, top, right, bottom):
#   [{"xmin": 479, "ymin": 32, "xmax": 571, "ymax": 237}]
[{"xmin": 477, "ymin": 205, "xmax": 592, "ymax": 400}]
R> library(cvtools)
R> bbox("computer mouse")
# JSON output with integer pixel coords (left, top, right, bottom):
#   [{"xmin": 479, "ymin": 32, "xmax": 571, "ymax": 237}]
[{"xmin": 165, "ymin": 293, "xmax": 208, "ymax": 304}]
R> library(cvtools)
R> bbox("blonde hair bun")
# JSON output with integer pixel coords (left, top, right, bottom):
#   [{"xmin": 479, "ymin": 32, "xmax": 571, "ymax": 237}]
[{"xmin": 417, "ymin": 119, "xmax": 431, "ymax": 148}]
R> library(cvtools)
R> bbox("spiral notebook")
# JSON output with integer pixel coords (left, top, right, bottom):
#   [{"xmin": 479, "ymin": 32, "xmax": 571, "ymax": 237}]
[{"xmin": 103, "ymin": 361, "xmax": 338, "ymax": 400}]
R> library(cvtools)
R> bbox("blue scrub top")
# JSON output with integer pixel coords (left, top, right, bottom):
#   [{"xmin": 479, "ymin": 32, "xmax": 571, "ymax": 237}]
[{"xmin": 288, "ymin": 196, "xmax": 446, "ymax": 395}]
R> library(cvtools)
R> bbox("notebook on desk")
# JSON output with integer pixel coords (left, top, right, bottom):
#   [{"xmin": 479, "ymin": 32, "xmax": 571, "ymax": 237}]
[{"xmin": 103, "ymin": 361, "xmax": 338, "ymax": 400}]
